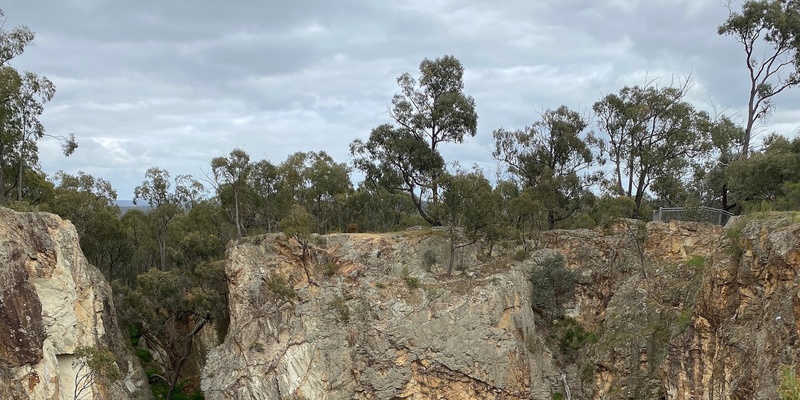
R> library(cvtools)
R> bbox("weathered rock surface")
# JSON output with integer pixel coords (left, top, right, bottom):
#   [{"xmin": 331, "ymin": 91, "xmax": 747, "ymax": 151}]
[
  {"xmin": 203, "ymin": 232, "xmax": 557, "ymax": 399},
  {"xmin": 202, "ymin": 215, "xmax": 800, "ymax": 399},
  {"xmin": 0, "ymin": 208, "xmax": 151, "ymax": 399}
]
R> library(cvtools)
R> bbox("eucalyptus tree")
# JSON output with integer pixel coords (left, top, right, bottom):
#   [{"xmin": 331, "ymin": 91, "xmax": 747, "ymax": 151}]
[
  {"xmin": 351, "ymin": 55, "xmax": 477, "ymax": 225},
  {"xmin": 48, "ymin": 171, "xmax": 131, "ymax": 282},
  {"xmin": 276, "ymin": 151, "xmax": 351, "ymax": 233},
  {"xmin": 211, "ymin": 148, "xmax": 251, "ymax": 239},
  {"xmin": 493, "ymin": 105, "xmax": 600, "ymax": 229},
  {"xmin": 434, "ymin": 168, "xmax": 499, "ymax": 276},
  {"xmin": 248, "ymin": 159, "xmax": 287, "ymax": 233},
  {"xmin": 593, "ymin": 83, "xmax": 714, "ymax": 216},
  {"xmin": 719, "ymin": 0, "xmax": 800, "ymax": 156},
  {"xmin": 134, "ymin": 167, "xmax": 204, "ymax": 269},
  {"xmin": 0, "ymin": 11, "xmax": 74, "ymax": 203}
]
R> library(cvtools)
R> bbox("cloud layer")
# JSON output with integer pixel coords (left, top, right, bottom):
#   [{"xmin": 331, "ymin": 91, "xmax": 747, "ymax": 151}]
[{"xmin": 5, "ymin": 0, "xmax": 800, "ymax": 199}]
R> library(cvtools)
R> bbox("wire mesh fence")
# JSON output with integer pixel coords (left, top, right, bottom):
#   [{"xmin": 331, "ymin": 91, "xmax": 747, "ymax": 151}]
[{"xmin": 652, "ymin": 206, "xmax": 733, "ymax": 226}]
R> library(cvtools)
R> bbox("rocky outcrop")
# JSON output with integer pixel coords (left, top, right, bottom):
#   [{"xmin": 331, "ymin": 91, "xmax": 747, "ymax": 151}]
[
  {"xmin": 665, "ymin": 214, "xmax": 800, "ymax": 399},
  {"xmin": 203, "ymin": 232, "xmax": 559, "ymax": 399},
  {"xmin": 202, "ymin": 215, "xmax": 800, "ymax": 399},
  {"xmin": 0, "ymin": 208, "xmax": 151, "ymax": 400}
]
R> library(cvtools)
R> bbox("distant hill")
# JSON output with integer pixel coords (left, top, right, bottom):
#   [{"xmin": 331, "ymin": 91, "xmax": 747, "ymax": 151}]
[{"xmin": 116, "ymin": 200, "xmax": 151, "ymax": 214}]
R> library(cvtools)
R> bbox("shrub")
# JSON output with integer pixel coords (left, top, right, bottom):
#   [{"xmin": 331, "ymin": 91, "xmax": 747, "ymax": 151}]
[
  {"xmin": 555, "ymin": 317, "xmax": 597, "ymax": 358},
  {"xmin": 404, "ymin": 275, "xmax": 421, "ymax": 290},
  {"xmin": 323, "ymin": 262, "xmax": 340, "ymax": 277},
  {"xmin": 780, "ymin": 365, "xmax": 800, "ymax": 400},
  {"xmin": 135, "ymin": 348, "xmax": 152, "ymax": 363},
  {"xmin": 687, "ymin": 255, "xmax": 705, "ymax": 269},
  {"xmin": 266, "ymin": 274, "xmax": 296, "ymax": 301},
  {"xmin": 530, "ymin": 253, "xmax": 576, "ymax": 321},
  {"xmin": 422, "ymin": 249, "xmax": 437, "ymax": 271}
]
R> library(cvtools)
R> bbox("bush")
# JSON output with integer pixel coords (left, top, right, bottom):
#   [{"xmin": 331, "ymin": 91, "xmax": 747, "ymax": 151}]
[
  {"xmin": 780, "ymin": 365, "xmax": 800, "ymax": 400},
  {"xmin": 135, "ymin": 348, "xmax": 153, "ymax": 363},
  {"xmin": 422, "ymin": 249, "xmax": 437, "ymax": 271},
  {"xmin": 530, "ymin": 253, "xmax": 576, "ymax": 321},
  {"xmin": 266, "ymin": 274, "xmax": 296, "ymax": 300},
  {"xmin": 404, "ymin": 275, "xmax": 421, "ymax": 290},
  {"xmin": 323, "ymin": 262, "xmax": 340, "ymax": 277}
]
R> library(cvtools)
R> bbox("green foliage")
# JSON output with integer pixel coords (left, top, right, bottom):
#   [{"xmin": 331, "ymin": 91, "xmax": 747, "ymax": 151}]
[
  {"xmin": 351, "ymin": 55, "xmax": 477, "ymax": 225},
  {"xmin": 553, "ymin": 317, "xmax": 597, "ymax": 359},
  {"xmin": 404, "ymin": 275, "xmax": 421, "ymax": 290},
  {"xmin": 593, "ymin": 195, "xmax": 637, "ymax": 229},
  {"xmin": 135, "ymin": 348, "xmax": 153, "ymax": 364},
  {"xmin": 493, "ymin": 105, "xmax": 600, "ymax": 230},
  {"xmin": 434, "ymin": 168, "xmax": 500, "ymax": 276},
  {"xmin": 779, "ymin": 365, "xmax": 800, "ymax": 400},
  {"xmin": 73, "ymin": 346, "xmax": 121, "ymax": 399},
  {"xmin": 513, "ymin": 248, "xmax": 528, "ymax": 261},
  {"xmin": 530, "ymin": 253, "xmax": 576, "ymax": 321},
  {"xmin": 593, "ymin": 83, "xmax": 715, "ymax": 215},
  {"xmin": 718, "ymin": 0, "xmax": 800, "ymax": 155},
  {"xmin": 422, "ymin": 249, "xmax": 437, "ymax": 271},
  {"xmin": 402, "ymin": 268, "xmax": 421, "ymax": 290},
  {"xmin": 728, "ymin": 135, "xmax": 800, "ymax": 209},
  {"xmin": 149, "ymin": 378, "xmax": 204, "ymax": 400},
  {"xmin": 687, "ymin": 255, "xmax": 705, "ymax": 269},
  {"xmin": 322, "ymin": 262, "xmax": 340, "ymax": 277},
  {"xmin": 266, "ymin": 274, "xmax": 296, "ymax": 301},
  {"xmin": 675, "ymin": 309, "xmax": 693, "ymax": 332}
]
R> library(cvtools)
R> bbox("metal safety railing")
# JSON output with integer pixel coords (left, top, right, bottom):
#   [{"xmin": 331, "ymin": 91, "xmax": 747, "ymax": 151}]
[{"xmin": 652, "ymin": 206, "xmax": 733, "ymax": 226}]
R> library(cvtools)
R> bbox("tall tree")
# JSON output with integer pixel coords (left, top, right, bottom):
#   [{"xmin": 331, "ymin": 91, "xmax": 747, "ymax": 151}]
[
  {"xmin": 0, "ymin": 11, "xmax": 73, "ymax": 204},
  {"xmin": 248, "ymin": 159, "xmax": 288, "ymax": 233},
  {"xmin": 13, "ymin": 72, "xmax": 76, "ymax": 201},
  {"xmin": 351, "ymin": 55, "xmax": 477, "ymax": 225},
  {"xmin": 593, "ymin": 83, "xmax": 714, "ymax": 216},
  {"xmin": 134, "ymin": 167, "xmax": 197, "ymax": 269},
  {"xmin": 211, "ymin": 149, "xmax": 251, "ymax": 239},
  {"xmin": 493, "ymin": 106, "xmax": 600, "ymax": 229},
  {"xmin": 719, "ymin": 0, "xmax": 800, "ymax": 156}
]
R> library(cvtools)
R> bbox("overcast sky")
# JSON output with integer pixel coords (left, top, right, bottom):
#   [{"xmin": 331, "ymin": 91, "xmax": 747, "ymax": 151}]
[{"xmin": 5, "ymin": 0, "xmax": 800, "ymax": 200}]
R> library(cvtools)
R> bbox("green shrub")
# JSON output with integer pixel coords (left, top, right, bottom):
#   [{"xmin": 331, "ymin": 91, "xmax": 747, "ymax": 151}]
[
  {"xmin": 530, "ymin": 253, "xmax": 575, "ymax": 321},
  {"xmin": 780, "ymin": 365, "xmax": 800, "ymax": 400},
  {"xmin": 554, "ymin": 317, "xmax": 597, "ymax": 359},
  {"xmin": 323, "ymin": 262, "xmax": 340, "ymax": 277},
  {"xmin": 422, "ymin": 249, "xmax": 437, "ymax": 271},
  {"xmin": 404, "ymin": 275, "xmax": 420, "ymax": 290},
  {"xmin": 687, "ymin": 255, "xmax": 705, "ymax": 269},
  {"xmin": 513, "ymin": 248, "xmax": 528, "ymax": 261},
  {"xmin": 266, "ymin": 274, "xmax": 296, "ymax": 300},
  {"xmin": 135, "ymin": 348, "xmax": 153, "ymax": 363}
]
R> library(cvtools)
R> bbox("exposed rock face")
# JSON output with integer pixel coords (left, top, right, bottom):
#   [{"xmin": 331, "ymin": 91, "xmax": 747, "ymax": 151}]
[
  {"xmin": 203, "ymin": 232, "xmax": 557, "ymax": 399},
  {"xmin": 203, "ymin": 216, "xmax": 800, "ymax": 399},
  {"xmin": 0, "ymin": 208, "xmax": 151, "ymax": 400},
  {"xmin": 665, "ymin": 215, "xmax": 800, "ymax": 399}
]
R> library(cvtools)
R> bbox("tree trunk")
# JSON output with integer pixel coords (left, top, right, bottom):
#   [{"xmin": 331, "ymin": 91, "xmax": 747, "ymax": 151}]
[
  {"xmin": 166, "ymin": 315, "xmax": 209, "ymax": 400},
  {"xmin": 234, "ymin": 188, "xmax": 242, "ymax": 239},
  {"xmin": 447, "ymin": 225, "xmax": 456, "ymax": 277},
  {"xmin": 17, "ymin": 150, "xmax": 23, "ymax": 201}
]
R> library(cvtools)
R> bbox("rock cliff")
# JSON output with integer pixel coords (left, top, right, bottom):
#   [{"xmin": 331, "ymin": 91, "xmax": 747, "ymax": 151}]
[
  {"xmin": 202, "ymin": 215, "xmax": 800, "ymax": 399},
  {"xmin": 0, "ymin": 208, "xmax": 151, "ymax": 400}
]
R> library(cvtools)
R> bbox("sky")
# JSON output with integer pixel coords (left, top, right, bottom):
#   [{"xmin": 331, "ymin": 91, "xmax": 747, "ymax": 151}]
[{"xmin": 4, "ymin": 0, "xmax": 800, "ymax": 200}]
